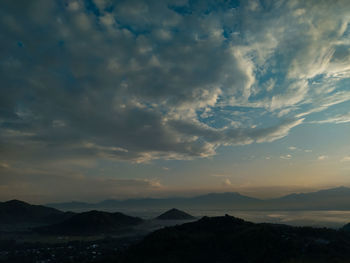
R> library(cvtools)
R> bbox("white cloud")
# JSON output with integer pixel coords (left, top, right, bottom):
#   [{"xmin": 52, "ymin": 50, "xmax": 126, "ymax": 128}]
[
  {"xmin": 222, "ymin": 178, "xmax": 232, "ymax": 186},
  {"xmin": 211, "ymin": 174, "xmax": 227, "ymax": 178},
  {"xmin": 280, "ymin": 154, "xmax": 292, "ymax": 160},
  {"xmin": 83, "ymin": 142, "xmax": 128, "ymax": 153},
  {"xmin": 341, "ymin": 156, "xmax": 350, "ymax": 162},
  {"xmin": 318, "ymin": 155, "xmax": 328, "ymax": 161},
  {"xmin": 255, "ymin": 118, "xmax": 304, "ymax": 143},
  {"xmin": 310, "ymin": 112, "xmax": 350, "ymax": 125},
  {"xmin": 269, "ymin": 81, "xmax": 308, "ymax": 111},
  {"xmin": 147, "ymin": 179, "xmax": 163, "ymax": 188}
]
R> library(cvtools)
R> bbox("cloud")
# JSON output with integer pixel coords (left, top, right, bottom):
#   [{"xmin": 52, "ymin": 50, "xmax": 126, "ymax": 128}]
[
  {"xmin": 318, "ymin": 155, "xmax": 328, "ymax": 161},
  {"xmin": 309, "ymin": 112, "xmax": 350, "ymax": 125},
  {"xmin": 341, "ymin": 156, "xmax": 350, "ymax": 162},
  {"xmin": 254, "ymin": 118, "xmax": 304, "ymax": 143},
  {"xmin": 0, "ymin": 0, "xmax": 349, "ymax": 167},
  {"xmin": 222, "ymin": 178, "xmax": 232, "ymax": 187},
  {"xmin": 280, "ymin": 154, "xmax": 292, "ymax": 160},
  {"xmin": 211, "ymin": 174, "xmax": 227, "ymax": 178}
]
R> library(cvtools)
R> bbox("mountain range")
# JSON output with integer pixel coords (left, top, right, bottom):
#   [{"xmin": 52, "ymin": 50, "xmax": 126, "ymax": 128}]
[{"xmin": 47, "ymin": 186, "xmax": 350, "ymax": 211}]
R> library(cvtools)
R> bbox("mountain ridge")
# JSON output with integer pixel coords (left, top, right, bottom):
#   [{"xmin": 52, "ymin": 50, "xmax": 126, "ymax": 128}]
[
  {"xmin": 121, "ymin": 214, "xmax": 350, "ymax": 263},
  {"xmin": 45, "ymin": 186, "xmax": 350, "ymax": 211}
]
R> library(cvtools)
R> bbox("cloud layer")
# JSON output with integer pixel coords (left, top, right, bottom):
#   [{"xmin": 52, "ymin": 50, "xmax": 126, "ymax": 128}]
[{"xmin": 1, "ymin": 0, "xmax": 350, "ymax": 167}]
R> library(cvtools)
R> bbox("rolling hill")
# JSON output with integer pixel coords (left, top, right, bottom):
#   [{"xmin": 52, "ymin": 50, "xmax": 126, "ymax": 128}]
[
  {"xmin": 0, "ymin": 200, "xmax": 74, "ymax": 225},
  {"xmin": 36, "ymin": 210, "xmax": 144, "ymax": 235}
]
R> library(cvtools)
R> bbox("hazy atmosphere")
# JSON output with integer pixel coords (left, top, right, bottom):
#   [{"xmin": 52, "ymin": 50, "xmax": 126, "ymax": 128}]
[{"xmin": 1, "ymin": 0, "xmax": 350, "ymax": 203}]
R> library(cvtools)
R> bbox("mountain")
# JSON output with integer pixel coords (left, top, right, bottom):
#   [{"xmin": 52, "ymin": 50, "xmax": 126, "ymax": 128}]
[
  {"xmin": 36, "ymin": 210, "xmax": 144, "ymax": 235},
  {"xmin": 47, "ymin": 192, "xmax": 262, "ymax": 211},
  {"xmin": 46, "ymin": 186, "xmax": 350, "ymax": 212},
  {"xmin": 0, "ymin": 200, "xmax": 74, "ymax": 224},
  {"xmin": 156, "ymin": 208, "xmax": 195, "ymax": 220},
  {"xmin": 189, "ymin": 192, "xmax": 261, "ymax": 207},
  {"xmin": 267, "ymin": 186, "xmax": 350, "ymax": 210},
  {"xmin": 121, "ymin": 215, "xmax": 350, "ymax": 263},
  {"xmin": 45, "ymin": 201, "xmax": 93, "ymax": 211}
]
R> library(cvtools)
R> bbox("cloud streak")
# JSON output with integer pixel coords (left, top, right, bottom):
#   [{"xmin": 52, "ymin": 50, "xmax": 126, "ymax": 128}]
[{"xmin": 310, "ymin": 113, "xmax": 350, "ymax": 125}]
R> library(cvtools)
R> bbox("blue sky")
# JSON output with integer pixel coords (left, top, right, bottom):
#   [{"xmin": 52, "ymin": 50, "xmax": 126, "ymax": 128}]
[{"xmin": 1, "ymin": 0, "xmax": 350, "ymax": 202}]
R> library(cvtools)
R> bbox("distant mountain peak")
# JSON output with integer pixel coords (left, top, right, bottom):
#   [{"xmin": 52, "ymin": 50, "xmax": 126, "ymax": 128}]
[{"xmin": 156, "ymin": 208, "xmax": 195, "ymax": 220}]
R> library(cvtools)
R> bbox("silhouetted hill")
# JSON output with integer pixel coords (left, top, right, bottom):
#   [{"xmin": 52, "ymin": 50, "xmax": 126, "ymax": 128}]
[
  {"xmin": 341, "ymin": 223, "xmax": 350, "ymax": 232},
  {"xmin": 122, "ymin": 215, "xmax": 350, "ymax": 263},
  {"xmin": 36, "ymin": 210, "xmax": 144, "ymax": 235},
  {"xmin": 0, "ymin": 200, "xmax": 74, "ymax": 224},
  {"xmin": 156, "ymin": 208, "xmax": 195, "ymax": 220}
]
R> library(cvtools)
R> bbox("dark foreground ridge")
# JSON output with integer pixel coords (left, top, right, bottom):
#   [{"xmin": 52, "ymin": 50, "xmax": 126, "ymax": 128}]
[
  {"xmin": 122, "ymin": 215, "xmax": 350, "ymax": 263},
  {"xmin": 156, "ymin": 208, "xmax": 195, "ymax": 220},
  {"xmin": 36, "ymin": 210, "xmax": 144, "ymax": 235}
]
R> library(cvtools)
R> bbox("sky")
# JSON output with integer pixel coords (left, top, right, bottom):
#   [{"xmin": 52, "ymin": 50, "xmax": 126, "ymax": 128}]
[{"xmin": 1, "ymin": 0, "xmax": 350, "ymax": 203}]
